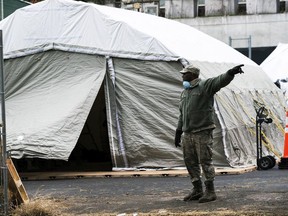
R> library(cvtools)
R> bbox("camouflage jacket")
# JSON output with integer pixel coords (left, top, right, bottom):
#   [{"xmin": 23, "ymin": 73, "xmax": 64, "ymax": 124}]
[{"xmin": 177, "ymin": 71, "xmax": 234, "ymax": 133}]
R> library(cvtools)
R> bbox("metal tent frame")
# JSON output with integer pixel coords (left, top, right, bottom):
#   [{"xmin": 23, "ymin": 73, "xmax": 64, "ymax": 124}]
[{"xmin": 0, "ymin": 29, "xmax": 8, "ymax": 216}]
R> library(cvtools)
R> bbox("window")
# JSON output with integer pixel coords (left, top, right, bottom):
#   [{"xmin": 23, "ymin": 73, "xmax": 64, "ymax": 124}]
[
  {"xmin": 198, "ymin": 0, "xmax": 205, "ymax": 17},
  {"xmin": 114, "ymin": 0, "xmax": 121, "ymax": 8},
  {"xmin": 145, "ymin": 6, "xmax": 158, "ymax": 16},
  {"xmin": 159, "ymin": 0, "xmax": 165, "ymax": 17},
  {"xmin": 279, "ymin": 0, "xmax": 286, "ymax": 13},
  {"xmin": 238, "ymin": 0, "xmax": 246, "ymax": 15}
]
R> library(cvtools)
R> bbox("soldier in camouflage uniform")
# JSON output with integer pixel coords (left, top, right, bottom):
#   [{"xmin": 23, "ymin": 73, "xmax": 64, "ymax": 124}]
[{"xmin": 174, "ymin": 64, "xmax": 244, "ymax": 203}]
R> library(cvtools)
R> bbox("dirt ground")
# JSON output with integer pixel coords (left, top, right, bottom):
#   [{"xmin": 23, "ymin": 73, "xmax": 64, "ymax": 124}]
[{"xmin": 20, "ymin": 166, "xmax": 288, "ymax": 216}]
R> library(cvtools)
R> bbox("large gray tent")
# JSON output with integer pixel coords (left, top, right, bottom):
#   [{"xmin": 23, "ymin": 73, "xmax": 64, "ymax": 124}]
[{"xmin": 0, "ymin": 0, "xmax": 285, "ymax": 170}]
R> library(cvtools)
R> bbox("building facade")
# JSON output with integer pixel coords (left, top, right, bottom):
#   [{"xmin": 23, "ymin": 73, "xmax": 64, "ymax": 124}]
[{"xmin": 164, "ymin": 0, "xmax": 288, "ymax": 64}]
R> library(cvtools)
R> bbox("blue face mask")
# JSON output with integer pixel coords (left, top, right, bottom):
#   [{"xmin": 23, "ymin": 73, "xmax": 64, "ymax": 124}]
[{"xmin": 183, "ymin": 81, "xmax": 191, "ymax": 89}]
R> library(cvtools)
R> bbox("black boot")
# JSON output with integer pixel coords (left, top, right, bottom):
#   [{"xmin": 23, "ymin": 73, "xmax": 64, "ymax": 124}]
[
  {"xmin": 183, "ymin": 180, "xmax": 203, "ymax": 201},
  {"xmin": 199, "ymin": 180, "xmax": 217, "ymax": 203}
]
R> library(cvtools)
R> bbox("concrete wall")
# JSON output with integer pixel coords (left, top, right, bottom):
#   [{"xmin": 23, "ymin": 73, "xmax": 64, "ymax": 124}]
[
  {"xmin": 247, "ymin": 0, "xmax": 279, "ymax": 14},
  {"xmin": 175, "ymin": 13, "xmax": 288, "ymax": 49},
  {"xmin": 165, "ymin": 0, "xmax": 237, "ymax": 17},
  {"xmin": 205, "ymin": 0, "xmax": 238, "ymax": 16},
  {"xmin": 205, "ymin": 0, "xmax": 223, "ymax": 16},
  {"xmin": 165, "ymin": 0, "xmax": 283, "ymax": 18},
  {"xmin": 165, "ymin": 0, "xmax": 197, "ymax": 18}
]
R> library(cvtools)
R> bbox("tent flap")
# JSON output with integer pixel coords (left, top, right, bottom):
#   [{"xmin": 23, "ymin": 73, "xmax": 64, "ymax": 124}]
[{"xmin": 5, "ymin": 50, "xmax": 106, "ymax": 160}]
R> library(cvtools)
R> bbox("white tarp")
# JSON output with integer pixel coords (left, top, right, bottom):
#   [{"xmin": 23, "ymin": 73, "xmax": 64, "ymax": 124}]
[
  {"xmin": 0, "ymin": 0, "xmax": 285, "ymax": 169},
  {"xmin": 0, "ymin": 0, "xmax": 256, "ymax": 65},
  {"xmin": 261, "ymin": 43, "xmax": 288, "ymax": 82},
  {"xmin": 4, "ymin": 51, "xmax": 106, "ymax": 159},
  {"xmin": 260, "ymin": 43, "xmax": 288, "ymax": 98}
]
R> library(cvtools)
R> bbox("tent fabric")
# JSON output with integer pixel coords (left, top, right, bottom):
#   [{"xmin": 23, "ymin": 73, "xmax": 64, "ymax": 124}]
[
  {"xmin": 0, "ymin": 0, "xmax": 256, "ymax": 65},
  {"xmin": 4, "ymin": 51, "xmax": 106, "ymax": 160},
  {"xmin": 0, "ymin": 0, "xmax": 286, "ymax": 169},
  {"xmin": 260, "ymin": 43, "xmax": 288, "ymax": 99},
  {"xmin": 260, "ymin": 43, "xmax": 288, "ymax": 97},
  {"xmin": 105, "ymin": 59, "xmax": 285, "ymax": 169},
  {"xmin": 106, "ymin": 59, "xmax": 184, "ymax": 168},
  {"xmin": 260, "ymin": 43, "xmax": 288, "ymax": 82}
]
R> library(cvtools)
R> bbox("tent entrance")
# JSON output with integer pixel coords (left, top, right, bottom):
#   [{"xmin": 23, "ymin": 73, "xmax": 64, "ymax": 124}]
[
  {"xmin": 13, "ymin": 82, "xmax": 112, "ymax": 172},
  {"xmin": 69, "ymin": 82, "xmax": 112, "ymax": 171}
]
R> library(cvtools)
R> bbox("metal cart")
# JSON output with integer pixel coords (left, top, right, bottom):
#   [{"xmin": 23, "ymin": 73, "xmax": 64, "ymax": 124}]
[{"xmin": 256, "ymin": 106, "xmax": 276, "ymax": 170}]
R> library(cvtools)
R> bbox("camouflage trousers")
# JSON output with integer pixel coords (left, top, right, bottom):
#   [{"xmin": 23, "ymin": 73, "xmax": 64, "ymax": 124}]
[{"xmin": 182, "ymin": 129, "xmax": 215, "ymax": 183}]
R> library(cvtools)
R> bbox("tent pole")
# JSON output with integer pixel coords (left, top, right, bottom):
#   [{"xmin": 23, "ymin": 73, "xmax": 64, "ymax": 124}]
[{"xmin": 0, "ymin": 29, "xmax": 8, "ymax": 215}]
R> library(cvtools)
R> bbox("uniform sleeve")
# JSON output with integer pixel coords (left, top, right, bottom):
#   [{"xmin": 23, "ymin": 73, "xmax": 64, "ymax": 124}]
[
  {"xmin": 203, "ymin": 71, "xmax": 234, "ymax": 95},
  {"xmin": 177, "ymin": 92, "xmax": 184, "ymax": 130},
  {"xmin": 177, "ymin": 110, "xmax": 183, "ymax": 130}
]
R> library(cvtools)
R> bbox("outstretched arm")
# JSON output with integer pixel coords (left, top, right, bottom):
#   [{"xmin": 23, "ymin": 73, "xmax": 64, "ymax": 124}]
[{"xmin": 204, "ymin": 64, "xmax": 245, "ymax": 94}]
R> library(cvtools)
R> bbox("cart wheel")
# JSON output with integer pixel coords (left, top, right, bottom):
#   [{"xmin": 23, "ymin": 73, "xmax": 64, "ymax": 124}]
[
  {"xmin": 258, "ymin": 156, "xmax": 273, "ymax": 170},
  {"xmin": 267, "ymin": 155, "xmax": 276, "ymax": 168}
]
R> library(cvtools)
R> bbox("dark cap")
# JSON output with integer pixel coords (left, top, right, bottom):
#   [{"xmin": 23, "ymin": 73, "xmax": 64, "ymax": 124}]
[{"xmin": 180, "ymin": 65, "xmax": 200, "ymax": 76}]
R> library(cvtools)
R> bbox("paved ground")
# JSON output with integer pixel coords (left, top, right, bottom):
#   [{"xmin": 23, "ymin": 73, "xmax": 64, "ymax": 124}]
[{"xmin": 22, "ymin": 167, "xmax": 288, "ymax": 215}]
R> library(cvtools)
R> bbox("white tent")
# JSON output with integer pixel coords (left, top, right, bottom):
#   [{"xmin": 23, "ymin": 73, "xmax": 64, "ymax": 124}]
[
  {"xmin": 0, "ymin": 0, "xmax": 285, "ymax": 170},
  {"xmin": 260, "ymin": 43, "xmax": 288, "ymax": 97}
]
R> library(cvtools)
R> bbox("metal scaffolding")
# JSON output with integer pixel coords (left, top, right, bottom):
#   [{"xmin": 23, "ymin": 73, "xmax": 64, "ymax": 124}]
[{"xmin": 229, "ymin": 35, "xmax": 252, "ymax": 59}]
